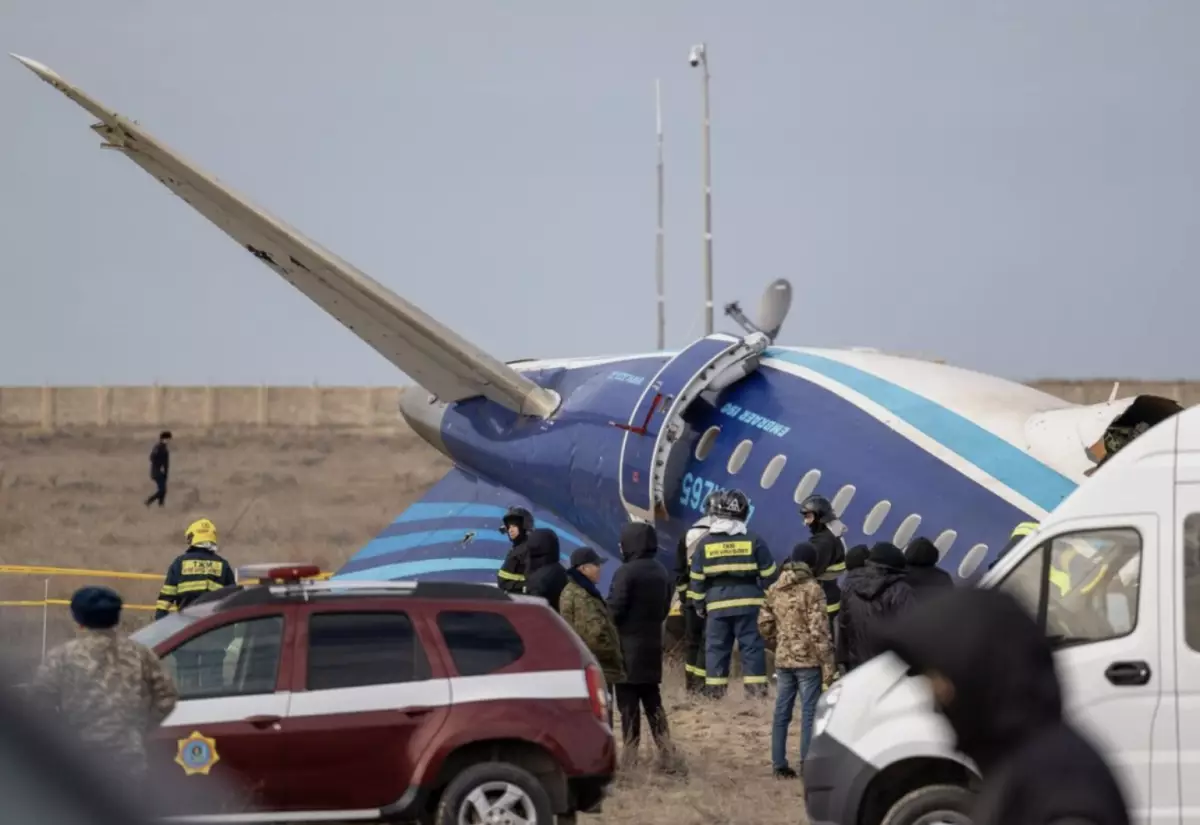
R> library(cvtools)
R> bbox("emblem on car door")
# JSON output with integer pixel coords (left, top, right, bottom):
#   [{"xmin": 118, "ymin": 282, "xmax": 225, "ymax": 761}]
[{"xmin": 175, "ymin": 731, "xmax": 220, "ymax": 776}]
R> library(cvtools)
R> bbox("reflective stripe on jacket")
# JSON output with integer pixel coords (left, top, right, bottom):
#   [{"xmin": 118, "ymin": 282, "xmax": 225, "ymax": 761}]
[{"xmin": 687, "ymin": 530, "xmax": 778, "ymax": 617}]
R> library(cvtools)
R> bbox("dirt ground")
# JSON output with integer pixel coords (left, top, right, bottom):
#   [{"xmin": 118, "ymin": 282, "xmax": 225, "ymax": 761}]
[{"xmin": 0, "ymin": 428, "xmax": 807, "ymax": 824}]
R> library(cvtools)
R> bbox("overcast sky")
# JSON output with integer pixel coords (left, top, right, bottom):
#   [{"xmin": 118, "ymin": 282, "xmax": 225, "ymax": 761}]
[{"xmin": 3, "ymin": 1, "xmax": 1198, "ymax": 386}]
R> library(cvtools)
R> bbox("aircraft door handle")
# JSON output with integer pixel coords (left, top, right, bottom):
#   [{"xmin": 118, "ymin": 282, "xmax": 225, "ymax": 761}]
[
  {"xmin": 244, "ymin": 714, "xmax": 282, "ymax": 729},
  {"xmin": 1105, "ymin": 661, "xmax": 1151, "ymax": 686}
]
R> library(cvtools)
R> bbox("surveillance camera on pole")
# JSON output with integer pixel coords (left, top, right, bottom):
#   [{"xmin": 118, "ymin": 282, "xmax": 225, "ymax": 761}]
[{"xmin": 688, "ymin": 43, "xmax": 714, "ymax": 335}]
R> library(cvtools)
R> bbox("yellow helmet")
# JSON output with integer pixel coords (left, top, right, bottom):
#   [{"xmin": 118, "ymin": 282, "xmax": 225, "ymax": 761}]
[{"xmin": 185, "ymin": 518, "xmax": 218, "ymax": 547}]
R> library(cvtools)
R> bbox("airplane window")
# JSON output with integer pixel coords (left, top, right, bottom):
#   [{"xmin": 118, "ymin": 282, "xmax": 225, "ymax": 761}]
[
  {"xmin": 793, "ymin": 470, "xmax": 822, "ymax": 504},
  {"xmin": 934, "ymin": 530, "xmax": 958, "ymax": 560},
  {"xmin": 728, "ymin": 440, "xmax": 754, "ymax": 475},
  {"xmin": 893, "ymin": 514, "xmax": 922, "ymax": 548},
  {"xmin": 695, "ymin": 426, "xmax": 721, "ymax": 461},
  {"xmin": 760, "ymin": 455, "xmax": 787, "ymax": 490},
  {"xmin": 831, "ymin": 485, "xmax": 857, "ymax": 518},
  {"xmin": 862, "ymin": 500, "xmax": 891, "ymax": 536},
  {"xmin": 959, "ymin": 543, "xmax": 989, "ymax": 578}
]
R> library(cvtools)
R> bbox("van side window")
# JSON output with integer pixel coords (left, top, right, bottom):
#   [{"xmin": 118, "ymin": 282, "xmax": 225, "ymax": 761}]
[
  {"xmin": 1183, "ymin": 514, "xmax": 1200, "ymax": 652},
  {"xmin": 995, "ymin": 527, "xmax": 1142, "ymax": 647}
]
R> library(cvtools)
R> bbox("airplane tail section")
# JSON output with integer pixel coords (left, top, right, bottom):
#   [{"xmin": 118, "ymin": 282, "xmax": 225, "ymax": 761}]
[
  {"xmin": 334, "ymin": 466, "xmax": 618, "ymax": 589},
  {"xmin": 12, "ymin": 55, "xmax": 559, "ymax": 419}
]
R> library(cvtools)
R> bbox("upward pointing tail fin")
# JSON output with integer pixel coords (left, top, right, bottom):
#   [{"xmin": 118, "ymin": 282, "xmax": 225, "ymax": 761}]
[{"xmin": 11, "ymin": 54, "xmax": 560, "ymax": 419}]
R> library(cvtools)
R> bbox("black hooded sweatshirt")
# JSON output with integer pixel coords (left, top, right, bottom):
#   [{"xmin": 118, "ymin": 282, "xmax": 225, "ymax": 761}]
[
  {"xmin": 905, "ymin": 537, "xmax": 954, "ymax": 593},
  {"xmin": 523, "ymin": 529, "xmax": 567, "ymax": 612},
  {"xmin": 608, "ymin": 521, "xmax": 672, "ymax": 684},
  {"xmin": 880, "ymin": 588, "xmax": 1130, "ymax": 825},
  {"xmin": 837, "ymin": 543, "xmax": 916, "ymax": 670}
]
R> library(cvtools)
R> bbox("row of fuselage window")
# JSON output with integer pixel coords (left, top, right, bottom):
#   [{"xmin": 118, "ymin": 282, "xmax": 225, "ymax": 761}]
[{"xmin": 693, "ymin": 425, "xmax": 990, "ymax": 579}]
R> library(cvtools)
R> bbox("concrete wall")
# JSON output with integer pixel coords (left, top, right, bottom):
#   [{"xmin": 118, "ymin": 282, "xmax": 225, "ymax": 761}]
[
  {"xmin": 0, "ymin": 386, "xmax": 405, "ymax": 430},
  {"xmin": 0, "ymin": 381, "xmax": 1197, "ymax": 430}
]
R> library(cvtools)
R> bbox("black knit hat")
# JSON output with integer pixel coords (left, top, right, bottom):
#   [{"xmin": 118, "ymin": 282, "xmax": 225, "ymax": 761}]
[{"xmin": 69, "ymin": 586, "xmax": 122, "ymax": 629}]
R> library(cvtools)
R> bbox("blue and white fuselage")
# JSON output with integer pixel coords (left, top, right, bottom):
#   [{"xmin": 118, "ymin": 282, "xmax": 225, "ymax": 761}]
[{"xmin": 338, "ymin": 336, "xmax": 1098, "ymax": 592}]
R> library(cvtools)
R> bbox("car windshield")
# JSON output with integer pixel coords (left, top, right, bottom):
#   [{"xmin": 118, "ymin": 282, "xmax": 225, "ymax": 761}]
[{"xmin": 129, "ymin": 600, "xmax": 222, "ymax": 651}]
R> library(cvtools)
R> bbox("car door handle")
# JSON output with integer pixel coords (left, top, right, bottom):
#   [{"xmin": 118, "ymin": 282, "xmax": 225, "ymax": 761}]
[
  {"xmin": 244, "ymin": 714, "xmax": 282, "ymax": 729},
  {"xmin": 401, "ymin": 707, "xmax": 433, "ymax": 718},
  {"xmin": 1105, "ymin": 661, "xmax": 1151, "ymax": 686}
]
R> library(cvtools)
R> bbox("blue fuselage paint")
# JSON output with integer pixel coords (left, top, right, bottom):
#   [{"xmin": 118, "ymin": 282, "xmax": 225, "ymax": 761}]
[{"xmin": 336, "ymin": 350, "xmax": 1080, "ymax": 594}]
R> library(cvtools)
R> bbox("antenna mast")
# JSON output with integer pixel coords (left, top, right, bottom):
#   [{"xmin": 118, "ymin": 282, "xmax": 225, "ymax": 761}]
[{"xmin": 655, "ymin": 78, "xmax": 666, "ymax": 350}]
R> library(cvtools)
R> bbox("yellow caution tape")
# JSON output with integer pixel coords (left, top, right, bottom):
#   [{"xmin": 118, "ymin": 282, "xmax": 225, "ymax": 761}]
[
  {"xmin": 0, "ymin": 565, "xmax": 160, "ymax": 581},
  {"xmin": 0, "ymin": 599, "xmax": 157, "ymax": 611},
  {"xmin": 0, "ymin": 565, "xmax": 333, "ymax": 582}
]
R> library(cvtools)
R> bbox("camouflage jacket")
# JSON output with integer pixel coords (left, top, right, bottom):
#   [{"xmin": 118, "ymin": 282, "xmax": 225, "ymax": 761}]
[
  {"xmin": 27, "ymin": 629, "xmax": 179, "ymax": 776},
  {"xmin": 758, "ymin": 563, "xmax": 836, "ymax": 680},
  {"xmin": 559, "ymin": 575, "xmax": 626, "ymax": 684}
]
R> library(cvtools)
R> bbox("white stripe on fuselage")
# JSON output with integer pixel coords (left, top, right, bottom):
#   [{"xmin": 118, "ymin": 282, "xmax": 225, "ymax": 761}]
[{"xmin": 761, "ymin": 356, "xmax": 1050, "ymax": 520}]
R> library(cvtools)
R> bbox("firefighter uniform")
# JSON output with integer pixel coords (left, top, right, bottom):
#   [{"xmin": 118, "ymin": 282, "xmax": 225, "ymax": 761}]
[
  {"xmin": 154, "ymin": 519, "xmax": 236, "ymax": 619},
  {"xmin": 675, "ymin": 517, "xmax": 714, "ymax": 695},
  {"xmin": 689, "ymin": 524, "xmax": 778, "ymax": 698},
  {"xmin": 810, "ymin": 524, "xmax": 846, "ymax": 638},
  {"xmin": 1052, "ymin": 538, "xmax": 1109, "ymax": 597},
  {"xmin": 497, "ymin": 507, "xmax": 534, "ymax": 593},
  {"xmin": 800, "ymin": 495, "xmax": 846, "ymax": 641}
]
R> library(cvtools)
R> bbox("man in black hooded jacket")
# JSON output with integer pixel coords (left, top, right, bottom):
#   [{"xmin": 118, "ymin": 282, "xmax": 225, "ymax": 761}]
[
  {"xmin": 609, "ymin": 521, "xmax": 679, "ymax": 770},
  {"xmin": 879, "ymin": 587, "xmax": 1130, "ymax": 825},
  {"xmin": 800, "ymin": 495, "xmax": 846, "ymax": 639},
  {"xmin": 837, "ymin": 542, "xmax": 915, "ymax": 672},
  {"xmin": 497, "ymin": 507, "xmax": 535, "ymax": 593},
  {"xmin": 523, "ymin": 528, "xmax": 567, "ymax": 612},
  {"xmin": 905, "ymin": 536, "xmax": 954, "ymax": 594}
]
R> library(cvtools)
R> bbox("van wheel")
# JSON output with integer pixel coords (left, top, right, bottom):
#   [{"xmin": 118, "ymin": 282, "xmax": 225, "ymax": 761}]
[
  {"xmin": 880, "ymin": 784, "xmax": 975, "ymax": 825},
  {"xmin": 435, "ymin": 761, "xmax": 555, "ymax": 825}
]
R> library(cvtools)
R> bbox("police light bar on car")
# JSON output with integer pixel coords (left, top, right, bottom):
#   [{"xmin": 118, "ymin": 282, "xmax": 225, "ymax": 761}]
[{"xmin": 235, "ymin": 563, "xmax": 323, "ymax": 584}]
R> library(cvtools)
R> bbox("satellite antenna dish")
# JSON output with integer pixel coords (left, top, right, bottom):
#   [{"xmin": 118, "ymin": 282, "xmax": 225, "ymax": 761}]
[
  {"xmin": 723, "ymin": 278, "xmax": 793, "ymax": 343},
  {"xmin": 757, "ymin": 278, "xmax": 792, "ymax": 342}
]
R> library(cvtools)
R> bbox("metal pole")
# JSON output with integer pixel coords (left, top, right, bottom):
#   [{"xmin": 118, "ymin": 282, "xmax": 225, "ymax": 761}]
[
  {"xmin": 41, "ymin": 578, "xmax": 49, "ymax": 662},
  {"xmin": 655, "ymin": 78, "xmax": 666, "ymax": 350},
  {"xmin": 699, "ymin": 47, "xmax": 714, "ymax": 335}
]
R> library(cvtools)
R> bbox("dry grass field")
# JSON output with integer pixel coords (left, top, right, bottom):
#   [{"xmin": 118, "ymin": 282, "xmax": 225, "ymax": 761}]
[{"xmin": 0, "ymin": 428, "xmax": 805, "ymax": 824}]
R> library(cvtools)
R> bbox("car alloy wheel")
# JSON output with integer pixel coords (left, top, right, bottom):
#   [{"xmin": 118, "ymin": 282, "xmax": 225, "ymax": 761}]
[{"xmin": 457, "ymin": 780, "xmax": 539, "ymax": 825}]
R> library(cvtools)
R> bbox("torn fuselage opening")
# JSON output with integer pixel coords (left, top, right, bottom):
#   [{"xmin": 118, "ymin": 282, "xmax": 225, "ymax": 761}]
[{"xmin": 1086, "ymin": 394, "xmax": 1184, "ymax": 473}]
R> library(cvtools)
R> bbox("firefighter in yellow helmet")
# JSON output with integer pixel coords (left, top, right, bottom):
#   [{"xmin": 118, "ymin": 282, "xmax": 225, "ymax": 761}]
[{"xmin": 154, "ymin": 518, "xmax": 236, "ymax": 620}]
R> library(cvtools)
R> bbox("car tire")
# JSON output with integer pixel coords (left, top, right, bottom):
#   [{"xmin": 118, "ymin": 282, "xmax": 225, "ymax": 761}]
[
  {"xmin": 435, "ymin": 761, "xmax": 555, "ymax": 825},
  {"xmin": 879, "ymin": 783, "xmax": 975, "ymax": 825}
]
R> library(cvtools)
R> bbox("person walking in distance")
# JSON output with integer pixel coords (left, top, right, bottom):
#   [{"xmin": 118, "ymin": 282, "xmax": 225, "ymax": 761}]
[
  {"xmin": 559, "ymin": 547, "xmax": 625, "ymax": 726},
  {"xmin": 144, "ymin": 430, "xmax": 171, "ymax": 507},
  {"xmin": 608, "ymin": 520, "xmax": 680, "ymax": 772},
  {"xmin": 758, "ymin": 542, "xmax": 836, "ymax": 780},
  {"xmin": 27, "ymin": 586, "xmax": 178, "ymax": 783}
]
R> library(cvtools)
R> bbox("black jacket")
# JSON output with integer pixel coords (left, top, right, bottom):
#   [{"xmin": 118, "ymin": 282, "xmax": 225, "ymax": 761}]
[
  {"xmin": 155, "ymin": 547, "xmax": 235, "ymax": 619},
  {"xmin": 497, "ymin": 533, "xmax": 529, "ymax": 593},
  {"xmin": 609, "ymin": 522, "xmax": 672, "ymax": 684},
  {"xmin": 809, "ymin": 523, "xmax": 845, "ymax": 609},
  {"xmin": 149, "ymin": 442, "xmax": 169, "ymax": 480},
  {"xmin": 880, "ymin": 588, "xmax": 1130, "ymax": 825},
  {"xmin": 905, "ymin": 537, "xmax": 954, "ymax": 593},
  {"xmin": 523, "ymin": 529, "xmax": 567, "ymax": 612},
  {"xmin": 836, "ymin": 560, "xmax": 916, "ymax": 670}
]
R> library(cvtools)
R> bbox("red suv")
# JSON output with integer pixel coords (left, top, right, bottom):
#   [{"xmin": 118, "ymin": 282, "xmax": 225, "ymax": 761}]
[{"xmin": 130, "ymin": 565, "xmax": 615, "ymax": 824}]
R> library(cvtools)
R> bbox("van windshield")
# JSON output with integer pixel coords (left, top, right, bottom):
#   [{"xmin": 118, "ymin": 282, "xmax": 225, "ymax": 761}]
[{"xmin": 996, "ymin": 527, "xmax": 1142, "ymax": 647}]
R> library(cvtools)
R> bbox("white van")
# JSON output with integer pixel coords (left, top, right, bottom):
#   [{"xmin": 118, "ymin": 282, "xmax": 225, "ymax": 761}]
[{"xmin": 803, "ymin": 403, "xmax": 1200, "ymax": 825}]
